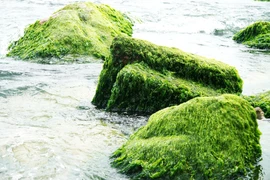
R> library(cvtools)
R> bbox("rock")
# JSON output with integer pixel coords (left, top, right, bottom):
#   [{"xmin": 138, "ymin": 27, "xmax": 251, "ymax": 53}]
[
  {"xmin": 111, "ymin": 94, "xmax": 262, "ymax": 179},
  {"xmin": 7, "ymin": 2, "xmax": 133, "ymax": 63},
  {"xmin": 255, "ymin": 107, "xmax": 266, "ymax": 120},
  {"xmin": 243, "ymin": 90, "xmax": 270, "ymax": 118},
  {"xmin": 92, "ymin": 35, "xmax": 243, "ymax": 114},
  {"xmin": 233, "ymin": 21, "xmax": 270, "ymax": 49}
]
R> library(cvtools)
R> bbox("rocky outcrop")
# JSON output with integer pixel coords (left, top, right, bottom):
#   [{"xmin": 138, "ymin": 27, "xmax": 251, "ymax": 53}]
[
  {"xmin": 112, "ymin": 94, "xmax": 262, "ymax": 179},
  {"xmin": 233, "ymin": 21, "xmax": 270, "ymax": 49},
  {"xmin": 243, "ymin": 90, "xmax": 270, "ymax": 118},
  {"xmin": 92, "ymin": 35, "xmax": 243, "ymax": 114},
  {"xmin": 7, "ymin": 2, "xmax": 133, "ymax": 63}
]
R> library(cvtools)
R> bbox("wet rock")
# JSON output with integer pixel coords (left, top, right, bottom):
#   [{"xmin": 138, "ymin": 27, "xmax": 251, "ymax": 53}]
[
  {"xmin": 233, "ymin": 21, "xmax": 270, "ymax": 49},
  {"xmin": 7, "ymin": 2, "xmax": 133, "ymax": 63},
  {"xmin": 255, "ymin": 107, "xmax": 266, "ymax": 120},
  {"xmin": 111, "ymin": 94, "xmax": 262, "ymax": 179},
  {"xmin": 243, "ymin": 90, "xmax": 270, "ymax": 118},
  {"xmin": 92, "ymin": 35, "xmax": 243, "ymax": 114}
]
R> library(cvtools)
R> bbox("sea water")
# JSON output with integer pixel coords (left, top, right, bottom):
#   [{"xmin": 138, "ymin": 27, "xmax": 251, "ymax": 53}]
[{"xmin": 0, "ymin": 0, "xmax": 269, "ymax": 179}]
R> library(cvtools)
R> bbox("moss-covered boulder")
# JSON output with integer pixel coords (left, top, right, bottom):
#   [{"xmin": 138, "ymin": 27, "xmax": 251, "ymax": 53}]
[
  {"xmin": 92, "ymin": 35, "xmax": 243, "ymax": 114},
  {"xmin": 112, "ymin": 94, "xmax": 262, "ymax": 179},
  {"xmin": 243, "ymin": 90, "xmax": 270, "ymax": 118},
  {"xmin": 233, "ymin": 21, "xmax": 270, "ymax": 49},
  {"xmin": 7, "ymin": 2, "xmax": 133, "ymax": 63}
]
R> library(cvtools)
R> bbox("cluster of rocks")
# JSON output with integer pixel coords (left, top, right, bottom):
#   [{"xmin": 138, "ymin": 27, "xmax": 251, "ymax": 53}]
[{"xmin": 6, "ymin": 1, "xmax": 269, "ymax": 179}]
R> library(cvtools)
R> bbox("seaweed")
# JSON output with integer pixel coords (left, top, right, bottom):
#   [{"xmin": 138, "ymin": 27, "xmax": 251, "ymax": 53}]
[
  {"xmin": 92, "ymin": 35, "xmax": 243, "ymax": 114},
  {"xmin": 243, "ymin": 90, "xmax": 270, "ymax": 118},
  {"xmin": 107, "ymin": 62, "xmax": 220, "ymax": 114},
  {"xmin": 233, "ymin": 21, "xmax": 270, "ymax": 49},
  {"xmin": 112, "ymin": 94, "xmax": 262, "ymax": 179},
  {"xmin": 7, "ymin": 2, "xmax": 133, "ymax": 63}
]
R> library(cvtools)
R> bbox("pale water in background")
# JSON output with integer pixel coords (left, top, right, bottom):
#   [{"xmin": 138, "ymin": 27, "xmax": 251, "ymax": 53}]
[{"xmin": 0, "ymin": 0, "xmax": 270, "ymax": 179}]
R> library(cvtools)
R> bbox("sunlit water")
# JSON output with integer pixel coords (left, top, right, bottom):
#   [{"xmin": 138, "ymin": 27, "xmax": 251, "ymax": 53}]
[{"xmin": 0, "ymin": 0, "xmax": 269, "ymax": 179}]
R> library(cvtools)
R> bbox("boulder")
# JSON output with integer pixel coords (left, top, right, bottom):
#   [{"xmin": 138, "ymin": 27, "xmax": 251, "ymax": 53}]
[
  {"xmin": 112, "ymin": 94, "xmax": 262, "ymax": 179},
  {"xmin": 243, "ymin": 90, "xmax": 270, "ymax": 118},
  {"xmin": 92, "ymin": 35, "xmax": 243, "ymax": 114},
  {"xmin": 7, "ymin": 2, "xmax": 133, "ymax": 63},
  {"xmin": 254, "ymin": 107, "xmax": 265, "ymax": 120},
  {"xmin": 233, "ymin": 21, "xmax": 270, "ymax": 49}
]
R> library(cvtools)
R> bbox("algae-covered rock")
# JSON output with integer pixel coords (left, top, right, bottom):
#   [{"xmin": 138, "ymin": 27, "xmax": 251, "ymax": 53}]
[
  {"xmin": 92, "ymin": 35, "xmax": 243, "ymax": 114},
  {"xmin": 112, "ymin": 94, "xmax": 262, "ymax": 179},
  {"xmin": 7, "ymin": 2, "xmax": 133, "ymax": 63},
  {"xmin": 233, "ymin": 21, "xmax": 270, "ymax": 49},
  {"xmin": 243, "ymin": 90, "xmax": 270, "ymax": 118}
]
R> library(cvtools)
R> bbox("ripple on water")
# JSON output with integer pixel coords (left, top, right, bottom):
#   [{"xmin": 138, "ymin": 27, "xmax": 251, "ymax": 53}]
[
  {"xmin": 0, "ymin": 60, "xmax": 143, "ymax": 179},
  {"xmin": 0, "ymin": 107, "xmax": 131, "ymax": 179},
  {"xmin": 0, "ymin": 70, "xmax": 23, "ymax": 78},
  {"xmin": 0, "ymin": 0, "xmax": 270, "ymax": 179}
]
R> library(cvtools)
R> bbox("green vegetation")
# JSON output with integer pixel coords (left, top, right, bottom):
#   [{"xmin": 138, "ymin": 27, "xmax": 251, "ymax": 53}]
[
  {"xmin": 7, "ymin": 2, "xmax": 133, "ymax": 63},
  {"xmin": 243, "ymin": 90, "xmax": 270, "ymax": 118},
  {"xmin": 92, "ymin": 35, "xmax": 243, "ymax": 114},
  {"xmin": 233, "ymin": 21, "xmax": 270, "ymax": 49},
  {"xmin": 112, "ymin": 94, "xmax": 262, "ymax": 179},
  {"xmin": 107, "ymin": 62, "xmax": 220, "ymax": 114}
]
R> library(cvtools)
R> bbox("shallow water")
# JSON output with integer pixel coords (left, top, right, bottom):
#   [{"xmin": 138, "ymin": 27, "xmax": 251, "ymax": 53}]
[{"xmin": 0, "ymin": 0, "xmax": 270, "ymax": 179}]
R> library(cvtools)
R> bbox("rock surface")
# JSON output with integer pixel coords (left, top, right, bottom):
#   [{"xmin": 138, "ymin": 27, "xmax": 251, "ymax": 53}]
[
  {"xmin": 7, "ymin": 2, "xmax": 133, "ymax": 63},
  {"xmin": 92, "ymin": 35, "xmax": 243, "ymax": 114},
  {"xmin": 243, "ymin": 90, "xmax": 270, "ymax": 118},
  {"xmin": 112, "ymin": 94, "xmax": 262, "ymax": 179},
  {"xmin": 233, "ymin": 21, "xmax": 270, "ymax": 49}
]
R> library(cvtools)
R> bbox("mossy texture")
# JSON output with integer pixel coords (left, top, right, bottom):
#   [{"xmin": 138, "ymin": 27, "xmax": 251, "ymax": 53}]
[
  {"xmin": 92, "ymin": 35, "xmax": 243, "ymax": 114},
  {"xmin": 7, "ymin": 2, "xmax": 133, "ymax": 62},
  {"xmin": 243, "ymin": 90, "xmax": 270, "ymax": 118},
  {"xmin": 107, "ymin": 62, "xmax": 220, "ymax": 114},
  {"xmin": 112, "ymin": 94, "xmax": 262, "ymax": 179},
  {"xmin": 233, "ymin": 21, "xmax": 270, "ymax": 49}
]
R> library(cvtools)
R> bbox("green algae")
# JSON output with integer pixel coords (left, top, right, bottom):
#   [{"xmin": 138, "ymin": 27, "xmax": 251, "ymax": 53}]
[
  {"xmin": 112, "ymin": 94, "xmax": 262, "ymax": 179},
  {"xmin": 7, "ymin": 2, "xmax": 133, "ymax": 63},
  {"xmin": 92, "ymin": 35, "xmax": 243, "ymax": 114},
  {"xmin": 243, "ymin": 90, "xmax": 270, "ymax": 118},
  {"xmin": 107, "ymin": 62, "xmax": 220, "ymax": 114},
  {"xmin": 233, "ymin": 21, "xmax": 270, "ymax": 49}
]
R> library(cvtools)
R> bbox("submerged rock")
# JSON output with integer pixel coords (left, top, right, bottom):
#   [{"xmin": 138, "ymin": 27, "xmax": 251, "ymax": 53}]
[
  {"xmin": 92, "ymin": 35, "xmax": 243, "ymax": 114},
  {"xmin": 233, "ymin": 21, "xmax": 270, "ymax": 49},
  {"xmin": 243, "ymin": 90, "xmax": 270, "ymax": 118},
  {"xmin": 7, "ymin": 2, "xmax": 133, "ymax": 63},
  {"xmin": 112, "ymin": 94, "xmax": 262, "ymax": 179}
]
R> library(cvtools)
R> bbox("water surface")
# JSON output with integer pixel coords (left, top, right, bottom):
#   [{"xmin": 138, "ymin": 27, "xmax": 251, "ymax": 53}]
[{"xmin": 0, "ymin": 0, "xmax": 269, "ymax": 179}]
